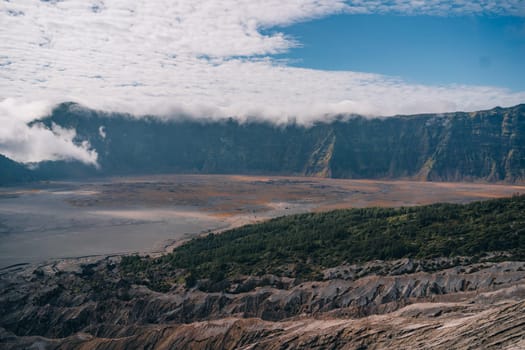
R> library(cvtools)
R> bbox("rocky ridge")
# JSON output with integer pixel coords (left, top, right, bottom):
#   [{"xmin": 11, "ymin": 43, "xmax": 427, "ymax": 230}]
[
  {"xmin": 2, "ymin": 103, "xmax": 525, "ymax": 185},
  {"xmin": 1, "ymin": 256, "xmax": 524, "ymax": 349}
]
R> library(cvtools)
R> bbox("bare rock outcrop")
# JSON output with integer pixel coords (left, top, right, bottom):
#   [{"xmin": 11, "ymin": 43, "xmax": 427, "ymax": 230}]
[{"xmin": 1, "ymin": 257, "xmax": 524, "ymax": 349}]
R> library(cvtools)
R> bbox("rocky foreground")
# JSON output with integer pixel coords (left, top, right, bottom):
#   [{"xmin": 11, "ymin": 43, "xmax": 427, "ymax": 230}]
[{"xmin": 1, "ymin": 256, "xmax": 524, "ymax": 349}]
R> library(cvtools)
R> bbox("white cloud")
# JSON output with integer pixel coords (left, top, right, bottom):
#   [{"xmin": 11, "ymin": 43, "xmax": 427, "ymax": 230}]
[
  {"xmin": 98, "ymin": 126, "xmax": 106, "ymax": 139},
  {"xmin": 0, "ymin": 98, "xmax": 98, "ymax": 165},
  {"xmin": 0, "ymin": 1, "xmax": 524, "ymax": 163},
  {"xmin": 343, "ymin": 0, "xmax": 525, "ymax": 16}
]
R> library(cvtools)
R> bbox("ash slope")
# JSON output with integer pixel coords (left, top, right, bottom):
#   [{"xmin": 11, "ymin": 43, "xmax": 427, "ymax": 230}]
[
  {"xmin": 1, "ymin": 196, "xmax": 525, "ymax": 349},
  {"xmin": 2, "ymin": 259, "xmax": 525, "ymax": 350},
  {"xmin": 3, "ymin": 103, "xmax": 525, "ymax": 184}
]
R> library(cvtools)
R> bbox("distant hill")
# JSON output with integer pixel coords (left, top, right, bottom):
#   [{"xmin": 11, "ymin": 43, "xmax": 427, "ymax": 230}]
[
  {"xmin": 0, "ymin": 154, "xmax": 34, "ymax": 186},
  {"xmin": 2, "ymin": 103, "xmax": 525, "ymax": 184}
]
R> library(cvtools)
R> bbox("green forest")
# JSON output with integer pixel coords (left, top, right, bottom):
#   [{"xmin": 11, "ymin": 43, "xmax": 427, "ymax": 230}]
[{"xmin": 121, "ymin": 195, "xmax": 525, "ymax": 285}]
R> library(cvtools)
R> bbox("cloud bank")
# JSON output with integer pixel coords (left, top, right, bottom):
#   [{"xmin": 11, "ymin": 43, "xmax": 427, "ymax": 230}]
[
  {"xmin": 0, "ymin": 98, "xmax": 98, "ymax": 165},
  {"xmin": 344, "ymin": 0, "xmax": 525, "ymax": 16},
  {"xmin": 0, "ymin": 0, "xmax": 524, "ymax": 164}
]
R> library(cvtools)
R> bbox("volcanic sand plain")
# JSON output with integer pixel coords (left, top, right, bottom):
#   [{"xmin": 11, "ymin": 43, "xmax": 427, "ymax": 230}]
[{"xmin": 1, "ymin": 174, "xmax": 524, "ymax": 268}]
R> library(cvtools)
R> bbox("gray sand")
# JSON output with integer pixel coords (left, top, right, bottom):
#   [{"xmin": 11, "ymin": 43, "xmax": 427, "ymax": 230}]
[{"xmin": 0, "ymin": 186, "xmax": 226, "ymax": 268}]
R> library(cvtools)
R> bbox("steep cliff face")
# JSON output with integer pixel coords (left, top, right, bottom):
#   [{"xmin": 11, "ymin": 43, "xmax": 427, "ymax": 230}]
[
  {"xmin": 330, "ymin": 116, "xmax": 443, "ymax": 179},
  {"xmin": 429, "ymin": 106, "xmax": 525, "ymax": 182},
  {"xmin": 2, "ymin": 103, "xmax": 525, "ymax": 184},
  {"xmin": 330, "ymin": 105, "xmax": 525, "ymax": 182},
  {"xmin": 40, "ymin": 103, "xmax": 525, "ymax": 183}
]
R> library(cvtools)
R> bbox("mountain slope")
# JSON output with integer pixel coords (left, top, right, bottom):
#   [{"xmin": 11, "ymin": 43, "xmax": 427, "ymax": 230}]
[
  {"xmin": 330, "ymin": 105, "xmax": 525, "ymax": 181},
  {"xmin": 0, "ymin": 155, "xmax": 33, "ymax": 186},
  {"xmin": 2, "ymin": 103, "xmax": 525, "ymax": 184}
]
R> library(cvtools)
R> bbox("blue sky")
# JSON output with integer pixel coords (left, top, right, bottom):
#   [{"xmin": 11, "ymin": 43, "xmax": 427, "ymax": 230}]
[{"xmin": 277, "ymin": 14, "xmax": 525, "ymax": 90}]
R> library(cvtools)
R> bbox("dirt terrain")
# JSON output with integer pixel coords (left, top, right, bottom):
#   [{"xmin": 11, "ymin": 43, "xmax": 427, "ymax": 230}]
[
  {"xmin": 1, "ymin": 255, "xmax": 524, "ymax": 349},
  {"xmin": 62, "ymin": 174, "xmax": 525, "ymax": 213}
]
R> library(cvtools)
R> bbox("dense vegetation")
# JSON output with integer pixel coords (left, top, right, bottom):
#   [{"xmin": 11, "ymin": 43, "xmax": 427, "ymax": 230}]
[{"xmin": 122, "ymin": 195, "xmax": 525, "ymax": 285}]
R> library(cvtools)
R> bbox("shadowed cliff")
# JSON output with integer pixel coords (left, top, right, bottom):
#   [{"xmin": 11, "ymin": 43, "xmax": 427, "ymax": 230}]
[{"xmin": 2, "ymin": 103, "xmax": 525, "ymax": 184}]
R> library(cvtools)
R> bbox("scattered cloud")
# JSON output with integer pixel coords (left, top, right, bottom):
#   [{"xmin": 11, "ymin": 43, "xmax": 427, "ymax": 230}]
[
  {"xmin": 344, "ymin": 0, "xmax": 525, "ymax": 17},
  {"xmin": 0, "ymin": 1, "xmax": 524, "ymax": 164},
  {"xmin": 98, "ymin": 125, "xmax": 106, "ymax": 139}
]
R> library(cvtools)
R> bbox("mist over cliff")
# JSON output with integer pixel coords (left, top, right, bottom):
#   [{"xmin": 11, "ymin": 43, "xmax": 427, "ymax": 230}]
[{"xmin": 1, "ymin": 103, "xmax": 524, "ymax": 184}]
